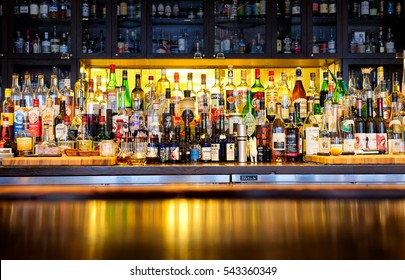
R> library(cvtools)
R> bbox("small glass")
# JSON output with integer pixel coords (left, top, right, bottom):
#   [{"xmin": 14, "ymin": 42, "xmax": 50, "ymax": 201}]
[
  {"xmin": 131, "ymin": 135, "xmax": 148, "ymax": 166},
  {"xmin": 99, "ymin": 140, "xmax": 117, "ymax": 157},
  {"xmin": 117, "ymin": 142, "xmax": 132, "ymax": 165}
]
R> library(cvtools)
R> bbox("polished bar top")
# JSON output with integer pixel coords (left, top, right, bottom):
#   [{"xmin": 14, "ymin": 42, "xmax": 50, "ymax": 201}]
[{"xmin": 1, "ymin": 162, "xmax": 404, "ymax": 177}]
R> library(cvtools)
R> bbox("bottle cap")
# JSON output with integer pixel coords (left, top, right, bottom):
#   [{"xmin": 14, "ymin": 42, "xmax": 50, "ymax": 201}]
[
  {"xmin": 110, "ymin": 64, "xmax": 115, "ymax": 72},
  {"xmin": 184, "ymin": 90, "xmax": 191, "ymax": 98},
  {"xmin": 33, "ymin": 98, "xmax": 39, "ymax": 107},
  {"xmin": 99, "ymin": 115, "xmax": 106, "ymax": 124},
  {"xmin": 148, "ymin": 75, "xmax": 154, "ymax": 80},
  {"xmin": 174, "ymin": 72, "xmax": 179, "ymax": 82}
]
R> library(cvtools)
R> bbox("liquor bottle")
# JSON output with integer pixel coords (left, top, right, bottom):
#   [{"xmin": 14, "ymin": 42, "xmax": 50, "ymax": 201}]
[
  {"xmin": 146, "ymin": 133, "xmax": 160, "ymax": 164},
  {"xmin": 354, "ymin": 97, "xmax": 366, "ymax": 151},
  {"xmin": 278, "ymin": 72, "xmax": 292, "ymax": 122},
  {"xmin": 255, "ymin": 99, "xmax": 269, "ymax": 162},
  {"xmin": 11, "ymin": 74, "xmax": 22, "ymax": 109},
  {"xmin": 171, "ymin": 72, "xmax": 183, "ymax": 116},
  {"xmin": 212, "ymin": 96, "xmax": 225, "ymax": 135},
  {"xmin": 106, "ymin": 64, "xmax": 118, "ymax": 115},
  {"xmin": 272, "ymin": 103, "xmax": 285, "ymax": 162},
  {"xmin": 69, "ymin": 102, "xmax": 82, "ymax": 139},
  {"xmin": 385, "ymin": 28, "xmax": 396, "ymax": 53},
  {"xmin": 30, "ymin": 0, "xmax": 40, "ymax": 19},
  {"xmin": 242, "ymin": 89, "xmax": 257, "ymax": 137},
  {"xmin": 169, "ymin": 125, "xmax": 180, "ymax": 163},
  {"xmin": 2, "ymin": 89, "xmax": 15, "ymax": 140},
  {"xmin": 94, "ymin": 115, "xmax": 110, "ymax": 146},
  {"xmin": 303, "ymin": 97, "xmax": 320, "ymax": 159},
  {"xmin": 210, "ymin": 69, "xmax": 222, "ymax": 117},
  {"xmin": 119, "ymin": 70, "xmax": 130, "ymax": 110},
  {"xmin": 251, "ymin": 68, "xmax": 265, "ymax": 114},
  {"xmin": 380, "ymin": 80, "xmax": 391, "ymax": 122},
  {"xmin": 41, "ymin": 32, "xmax": 51, "ymax": 54},
  {"xmin": 14, "ymin": 99, "xmax": 29, "ymax": 139},
  {"xmin": 39, "ymin": 0, "xmax": 49, "ymax": 19},
  {"xmin": 57, "ymin": 115, "xmax": 76, "ymax": 151},
  {"xmin": 319, "ymin": 72, "xmax": 329, "ymax": 109},
  {"xmin": 48, "ymin": 0, "xmax": 58, "ymax": 19},
  {"xmin": 59, "ymin": 75, "xmax": 74, "ymax": 120},
  {"xmin": 48, "ymin": 74, "xmax": 60, "ymax": 106},
  {"xmin": 85, "ymin": 82, "xmax": 100, "ymax": 138},
  {"xmin": 329, "ymin": 103, "xmax": 343, "ymax": 154},
  {"xmin": 265, "ymin": 70, "xmax": 278, "ymax": 122},
  {"xmin": 76, "ymin": 115, "xmax": 93, "ymax": 151},
  {"xmin": 158, "ymin": 129, "xmax": 170, "ymax": 163},
  {"xmin": 294, "ymin": 102, "xmax": 304, "ymax": 160},
  {"xmin": 341, "ymin": 97, "xmax": 356, "ymax": 153},
  {"xmin": 41, "ymin": 98, "xmax": 56, "ymax": 141},
  {"xmin": 365, "ymin": 98, "xmax": 377, "ymax": 150},
  {"xmin": 16, "ymin": 121, "xmax": 35, "ymax": 156},
  {"xmin": 157, "ymin": 69, "xmax": 171, "ymax": 105},
  {"xmin": 82, "ymin": 0, "xmax": 89, "ymax": 20},
  {"xmin": 285, "ymin": 111, "xmax": 300, "ymax": 162},
  {"xmin": 1, "ymin": 116, "xmax": 16, "ymax": 152},
  {"xmin": 190, "ymin": 124, "xmax": 201, "ymax": 162},
  {"xmin": 237, "ymin": 69, "xmax": 249, "ymax": 114},
  {"xmin": 186, "ymin": 73, "xmax": 197, "ymax": 101},
  {"xmin": 211, "ymin": 131, "xmax": 221, "ymax": 162},
  {"xmin": 50, "ymin": 26, "xmax": 60, "ymax": 53},
  {"xmin": 28, "ymin": 98, "xmax": 42, "ymax": 142},
  {"xmin": 388, "ymin": 92, "xmax": 403, "ymax": 154},
  {"xmin": 225, "ymin": 66, "xmax": 238, "ymax": 115},
  {"xmin": 375, "ymin": 97, "xmax": 387, "ymax": 153},
  {"xmin": 197, "ymin": 74, "xmax": 210, "ymax": 116},
  {"xmin": 94, "ymin": 75, "xmax": 104, "ymax": 102},
  {"xmin": 144, "ymin": 76, "xmax": 156, "ymax": 117},
  {"xmin": 333, "ymin": 71, "xmax": 346, "ymax": 105},
  {"xmin": 318, "ymin": 113, "xmax": 331, "ymax": 154},
  {"xmin": 291, "ymin": 67, "xmax": 307, "ymax": 119},
  {"xmin": 59, "ymin": 0, "xmax": 68, "ymax": 19},
  {"xmin": 179, "ymin": 89, "xmax": 196, "ymax": 131},
  {"xmin": 200, "ymin": 113, "xmax": 211, "ymax": 162},
  {"xmin": 360, "ymin": 68, "xmax": 373, "ymax": 118},
  {"xmin": 226, "ymin": 123, "xmax": 235, "ymax": 162},
  {"xmin": 361, "ymin": 0, "xmax": 370, "ymax": 16}
]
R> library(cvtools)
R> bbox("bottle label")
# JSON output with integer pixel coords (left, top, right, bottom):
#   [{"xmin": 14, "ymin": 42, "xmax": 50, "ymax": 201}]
[
  {"xmin": 49, "ymin": 5, "xmax": 58, "ymax": 13},
  {"xmin": 237, "ymin": 90, "xmax": 247, "ymax": 111},
  {"xmin": 40, "ymin": 4, "xmax": 49, "ymax": 15},
  {"xmin": 272, "ymin": 132, "xmax": 286, "ymax": 151},
  {"xmin": 226, "ymin": 143, "xmax": 235, "ymax": 161},
  {"xmin": 1, "ymin": 113, "xmax": 14, "ymax": 126},
  {"xmin": 30, "ymin": 4, "xmax": 39, "ymax": 15},
  {"xmin": 252, "ymin": 91, "xmax": 264, "ymax": 113},
  {"xmin": 292, "ymin": 5, "xmax": 301, "ymax": 15},
  {"xmin": 266, "ymin": 93, "xmax": 277, "ymax": 115},
  {"xmin": 28, "ymin": 111, "xmax": 41, "ymax": 138},
  {"xmin": 20, "ymin": 6, "xmax": 29, "ymax": 14},
  {"xmin": 190, "ymin": 148, "xmax": 200, "ymax": 161},
  {"xmin": 107, "ymin": 89, "xmax": 117, "ymax": 111},
  {"xmin": 55, "ymin": 123, "xmax": 67, "ymax": 140},
  {"xmin": 329, "ymin": 3, "xmax": 336, "ymax": 14},
  {"xmin": 319, "ymin": 3, "xmax": 328, "ymax": 14},
  {"xmin": 17, "ymin": 137, "xmax": 33, "ymax": 152},
  {"xmin": 77, "ymin": 140, "xmax": 93, "ymax": 151},
  {"xmin": 211, "ymin": 143, "xmax": 220, "ymax": 161},
  {"xmin": 197, "ymin": 93, "xmax": 209, "ymax": 115},
  {"xmin": 170, "ymin": 146, "xmax": 179, "ymax": 161},
  {"xmin": 343, "ymin": 138, "xmax": 356, "ymax": 152},
  {"xmin": 365, "ymin": 133, "xmax": 377, "ymax": 150},
  {"xmin": 286, "ymin": 131, "xmax": 299, "ymax": 156},
  {"xmin": 293, "ymin": 98, "xmax": 307, "ymax": 118},
  {"xmin": 305, "ymin": 126, "xmax": 320, "ymax": 155},
  {"xmin": 243, "ymin": 112, "xmax": 256, "ymax": 137},
  {"xmin": 14, "ymin": 111, "xmax": 25, "ymax": 137},
  {"xmin": 376, "ymin": 133, "xmax": 387, "ymax": 152},
  {"xmin": 226, "ymin": 90, "xmax": 237, "ymax": 113},
  {"xmin": 318, "ymin": 138, "xmax": 331, "ymax": 153},
  {"xmin": 82, "ymin": 4, "xmax": 89, "ymax": 17},
  {"xmin": 354, "ymin": 132, "xmax": 367, "ymax": 151},
  {"xmin": 201, "ymin": 146, "xmax": 211, "ymax": 161},
  {"xmin": 361, "ymin": 1, "xmax": 369, "ymax": 15},
  {"xmin": 342, "ymin": 119, "xmax": 355, "ymax": 133}
]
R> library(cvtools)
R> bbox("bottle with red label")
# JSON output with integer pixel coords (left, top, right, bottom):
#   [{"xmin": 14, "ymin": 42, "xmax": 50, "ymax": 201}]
[
  {"xmin": 28, "ymin": 98, "xmax": 42, "ymax": 142},
  {"xmin": 250, "ymin": 68, "xmax": 265, "ymax": 114},
  {"xmin": 225, "ymin": 65, "xmax": 237, "ymax": 115}
]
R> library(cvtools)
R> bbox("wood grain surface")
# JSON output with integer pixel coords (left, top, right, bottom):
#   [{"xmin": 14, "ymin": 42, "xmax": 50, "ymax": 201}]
[
  {"xmin": 1, "ymin": 156, "xmax": 117, "ymax": 166},
  {"xmin": 305, "ymin": 154, "xmax": 405, "ymax": 165}
]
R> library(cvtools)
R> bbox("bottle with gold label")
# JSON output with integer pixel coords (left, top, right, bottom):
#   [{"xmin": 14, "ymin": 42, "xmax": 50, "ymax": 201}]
[
  {"xmin": 76, "ymin": 115, "xmax": 93, "ymax": 151},
  {"xmin": 2, "ymin": 88, "xmax": 15, "ymax": 140},
  {"xmin": 16, "ymin": 121, "xmax": 35, "ymax": 156}
]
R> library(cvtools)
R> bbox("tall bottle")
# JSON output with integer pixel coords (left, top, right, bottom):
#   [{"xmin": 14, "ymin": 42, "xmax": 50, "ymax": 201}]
[
  {"xmin": 131, "ymin": 72, "xmax": 144, "ymax": 113},
  {"xmin": 157, "ymin": 69, "xmax": 171, "ymax": 108},
  {"xmin": 122, "ymin": 70, "xmax": 132, "ymax": 110},
  {"xmin": 14, "ymin": 99, "xmax": 29, "ymax": 139},
  {"xmin": 255, "ymin": 99, "xmax": 269, "ymax": 162},
  {"xmin": 35, "ymin": 74, "xmax": 48, "ymax": 111},
  {"xmin": 272, "ymin": 103, "xmax": 285, "ymax": 163},
  {"xmin": 186, "ymin": 72, "xmax": 197, "ymax": 101},
  {"xmin": 2, "ymin": 89, "xmax": 15, "ymax": 139},
  {"xmin": 54, "ymin": 99, "xmax": 68, "ymax": 141},
  {"xmin": 76, "ymin": 115, "xmax": 93, "ymax": 151},
  {"xmin": 28, "ymin": 98, "xmax": 42, "ymax": 142},
  {"xmin": 388, "ymin": 92, "xmax": 403, "ymax": 154},
  {"xmin": 330, "ymin": 103, "xmax": 343, "ymax": 154},
  {"xmin": 85, "ymin": 79, "xmax": 100, "ymax": 137},
  {"xmin": 365, "ymin": 97, "xmax": 377, "ymax": 149},
  {"xmin": 106, "ymin": 64, "xmax": 118, "ymax": 114},
  {"xmin": 171, "ymin": 72, "xmax": 183, "ymax": 115},
  {"xmin": 285, "ymin": 111, "xmax": 300, "ymax": 162},
  {"xmin": 291, "ymin": 67, "xmax": 307, "ymax": 119},
  {"xmin": 225, "ymin": 65, "xmax": 238, "ymax": 115},
  {"xmin": 360, "ymin": 68, "xmax": 373, "ymax": 118},
  {"xmin": 354, "ymin": 97, "xmax": 366, "ymax": 151},
  {"xmin": 21, "ymin": 73, "xmax": 34, "ymax": 108},
  {"xmin": 242, "ymin": 89, "xmax": 257, "ymax": 137},
  {"xmin": 303, "ymin": 99, "xmax": 320, "ymax": 159},
  {"xmin": 265, "ymin": 70, "xmax": 278, "ymax": 122},
  {"xmin": 333, "ymin": 71, "xmax": 346, "ymax": 105},
  {"xmin": 144, "ymin": 75, "xmax": 156, "ymax": 117},
  {"xmin": 197, "ymin": 74, "xmax": 210, "ymax": 116},
  {"xmin": 375, "ymin": 97, "xmax": 387, "ymax": 153},
  {"xmin": 1, "ymin": 116, "xmax": 16, "ymax": 152},
  {"xmin": 237, "ymin": 69, "xmax": 249, "ymax": 114},
  {"xmin": 250, "ymin": 68, "xmax": 265, "ymax": 113},
  {"xmin": 16, "ymin": 121, "xmax": 35, "ymax": 157},
  {"xmin": 278, "ymin": 72, "xmax": 292, "ymax": 122},
  {"xmin": 319, "ymin": 71, "xmax": 329, "ymax": 109},
  {"xmin": 11, "ymin": 74, "xmax": 22, "ymax": 109},
  {"xmin": 210, "ymin": 69, "xmax": 222, "ymax": 117},
  {"xmin": 41, "ymin": 98, "xmax": 56, "ymax": 141},
  {"xmin": 341, "ymin": 97, "xmax": 356, "ymax": 153},
  {"xmin": 318, "ymin": 113, "xmax": 331, "ymax": 154}
]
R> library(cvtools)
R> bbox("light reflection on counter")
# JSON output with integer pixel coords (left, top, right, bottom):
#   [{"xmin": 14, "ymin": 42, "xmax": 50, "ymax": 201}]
[{"xmin": 1, "ymin": 199, "xmax": 405, "ymax": 259}]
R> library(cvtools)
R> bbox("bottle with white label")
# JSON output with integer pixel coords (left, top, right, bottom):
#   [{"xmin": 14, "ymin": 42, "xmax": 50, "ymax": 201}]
[
  {"xmin": 291, "ymin": 67, "xmax": 307, "ymax": 119},
  {"xmin": 272, "ymin": 103, "xmax": 285, "ymax": 162}
]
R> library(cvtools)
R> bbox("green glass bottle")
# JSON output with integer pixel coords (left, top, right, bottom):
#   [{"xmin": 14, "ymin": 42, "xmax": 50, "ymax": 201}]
[{"xmin": 242, "ymin": 89, "xmax": 257, "ymax": 137}]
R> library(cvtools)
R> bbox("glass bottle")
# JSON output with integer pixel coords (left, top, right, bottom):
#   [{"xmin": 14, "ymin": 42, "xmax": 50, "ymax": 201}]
[
  {"xmin": 330, "ymin": 103, "xmax": 343, "ymax": 154},
  {"xmin": 291, "ymin": 67, "xmax": 307, "ymax": 120},
  {"xmin": 197, "ymin": 74, "xmax": 210, "ymax": 116},
  {"xmin": 59, "ymin": 75, "xmax": 74, "ymax": 120},
  {"xmin": 242, "ymin": 89, "xmax": 257, "ymax": 137},
  {"xmin": 179, "ymin": 89, "xmax": 196, "ymax": 131},
  {"xmin": 76, "ymin": 115, "xmax": 93, "ymax": 151},
  {"xmin": 169, "ymin": 125, "xmax": 180, "ymax": 163},
  {"xmin": 186, "ymin": 72, "xmax": 197, "ymax": 101},
  {"xmin": 121, "ymin": 70, "xmax": 132, "ymax": 110},
  {"xmin": 1, "ymin": 116, "xmax": 16, "ymax": 152},
  {"xmin": 265, "ymin": 70, "xmax": 278, "ymax": 122},
  {"xmin": 2, "ymin": 89, "xmax": 15, "ymax": 140},
  {"xmin": 272, "ymin": 103, "xmax": 286, "ymax": 163},
  {"xmin": 303, "ymin": 99, "xmax": 320, "ymax": 159},
  {"xmin": 388, "ymin": 92, "xmax": 403, "ymax": 154},
  {"xmin": 251, "ymin": 68, "xmax": 265, "ymax": 114},
  {"xmin": 85, "ymin": 79, "xmax": 100, "ymax": 137},
  {"xmin": 41, "ymin": 98, "xmax": 56, "ymax": 141},
  {"xmin": 333, "ymin": 71, "xmax": 346, "ymax": 105},
  {"xmin": 40, "ymin": 0, "xmax": 49, "ymax": 19},
  {"xmin": 21, "ymin": 74, "xmax": 34, "ymax": 109},
  {"xmin": 131, "ymin": 73, "xmax": 144, "ymax": 113},
  {"xmin": 319, "ymin": 71, "xmax": 329, "ymax": 109},
  {"xmin": 14, "ymin": 99, "xmax": 29, "ymax": 140},
  {"xmin": 278, "ymin": 72, "xmax": 292, "ymax": 122},
  {"xmin": 106, "ymin": 64, "xmax": 118, "ymax": 114},
  {"xmin": 354, "ymin": 97, "xmax": 366, "ymax": 151},
  {"xmin": 237, "ymin": 69, "xmax": 249, "ymax": 115},
  {"xmin": 318, "ymin": 113, "xmax": 331, "ymax": 154},
  {"xmin": 41, "ymin": 32, "xmax": 51, "ymax": 54},
  {"xmin": 360, "ymin": 68, "xmax": 373, "ymax": 118},
  {"xmin": 225, "ymin": 65, "xmax": 237, "ymax": 115},
  {"xmin": 144, "ymin": 76, "xmax": 156, "ymax": 118},
  {"xmin": 11, "ymin": 74, "xmax": 22, "ymax": 109},
  {"xmin": 210, "ymin": 69, "xmax": 222, "ymax": 117},
  {"xmin": 255, "ymin": 99, "xmax": 269, "ymax": 162},
  {"xmin": 157, "ymin": 69, "xmax": 171, "ymax": 105},
  {"xmin": 375, "ymin": 97, "xmax": 387, "ymax": 153},
  {"xmin": 365, "ymin": 97, "xmax": 377, "ymax": 149},
  {"xmin": 171, "ymin": 72, "xmax": 183, "ymax": 116},
  {"xmin": 27, "ymin": 99, "xmax": 41, "ymax": 142},
  {"xmin": 57, "ymin": 115, "xmax": 76, "ymax": 151}
]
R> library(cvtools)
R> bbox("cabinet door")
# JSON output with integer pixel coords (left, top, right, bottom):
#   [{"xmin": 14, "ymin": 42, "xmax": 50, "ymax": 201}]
[
  {"xmin": 79, "ymin": 0, "xmax": 111, "ymax": 58},
  {"xmin": 213, "ymin": 0, "xmax": 268, "ymax": 58},
  {"xmin": 274, "ymin": 0, "xmax": 307, "ymax": 57},
  {"xmin": 113, "ymin": 0, "xmax": 144, "ymax": 57},
  {"xmin": 308, "ymin": 0, "xmax": 342, "ymax": 58},
  {"xmin": 8, "ymin": 0, "xmax": 75, "ymax": 59},
  {"xmin": 343, "ymin": 0, "xmax": 405, "ymax": 59},
  {"xmin": 148, "ymin": 1, "xmax": 206, "ymax": 57}
]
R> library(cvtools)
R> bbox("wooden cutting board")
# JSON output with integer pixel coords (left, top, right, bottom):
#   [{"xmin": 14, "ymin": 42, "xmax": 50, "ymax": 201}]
[
  {"xmin": 305, "ymin": 154, "xmax": 405, "ymax": 165},
  {"xmin": 2, "ymin": 156, "xmax": 117, "ymax": 166}
]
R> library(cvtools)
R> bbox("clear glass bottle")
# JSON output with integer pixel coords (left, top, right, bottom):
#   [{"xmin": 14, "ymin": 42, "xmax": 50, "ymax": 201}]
[
  {"xmin": 197, "ymin": 74, "xmax": 210, "ymax": 116},
  {"xmin": 388, "ymin": 92, "xmax": 403, "ymax": 154},
  {"xmin": 11, "ymin": 74, "xmax": 22, "ymax": 109},
  {"xmin": 28, "ymin": 98, "xmax": 42, "ymax": 142},
  {"xmin": 272, "ymin": 103, "xmax": 286, "ymax": 162},
  {"xmin": 278, "ymin": 72, "xmax": 292, "ymax": 122},
  {"xmin": 76, "ymin": 115, "xmax": 93, "ymax": 151},
  {"xmin": 48, "ymin": 74, "xmax": 60, "ymax": 106},
  {"xmin": 330, "ymin": 103, "xmax": 343, "ymax": 154},
  {"xmin": 318, "ymin": 113, "xmax": 331, "ymax": 154},
  {"xmin": 265, "ymin": 70, "xmax": 278, "ymax": 122},
  {"xmin": 237, "ymin": 69, "xmax": 249, "ymax": 116},
  {"xmin": 21, "ymin": 73, "xmax": 34, "ymax": 108},
  {"xmin": 14, "ymin": 99, "xmax": 29, "ymax": 140},
  {"xmin": 210, "ymin": 69, "xmax": 222, "ymax": 117},
  {"xmin": 171, "ymin": 72, "xmax": 183, "ymax": 116},
  {"xmin": 225, "ymin": 65, "xmax": 237, "ymax": 115}
]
